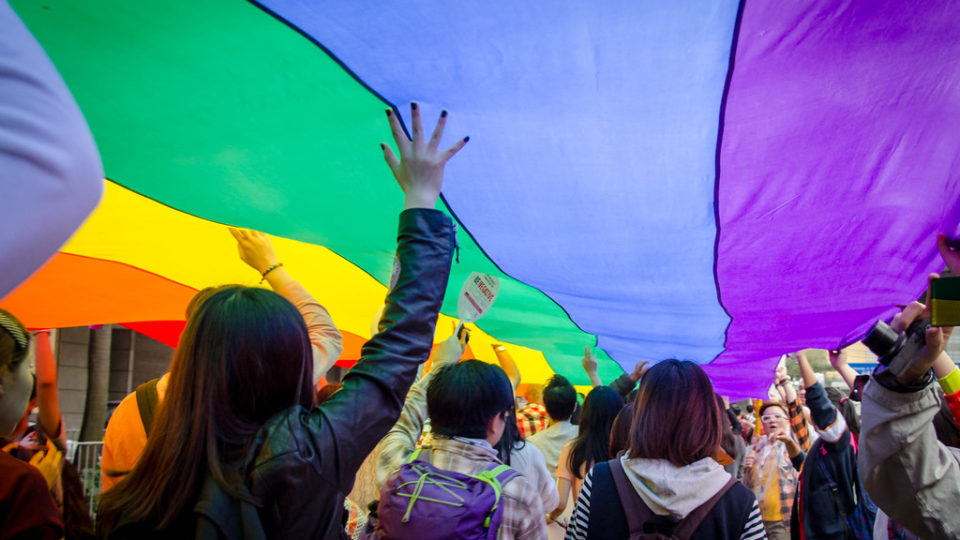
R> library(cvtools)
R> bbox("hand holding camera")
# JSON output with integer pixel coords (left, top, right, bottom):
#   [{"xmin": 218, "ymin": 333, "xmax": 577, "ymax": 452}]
[{"xmin": 864, "ymin": 280, "xmax": 952, "ymax": 386}]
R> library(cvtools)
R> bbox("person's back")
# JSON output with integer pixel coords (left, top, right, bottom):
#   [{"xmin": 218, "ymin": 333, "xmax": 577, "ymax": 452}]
[
  {"xmin": 376, "ymin": 360, "xmax": 547, "ymax": 539},
  {"xmin": 102, "ymin": 237, "xmax": 344, "ymax": 493},
  {"xmin": 575, "ymin": 459, "xmax": 758, "ymax": 540},
  {"xmin": 529, "ymin": 375, "xmax": 578, "ymax": 479},
  {"xmin": 565, "ymin": 360, "xmax": 764, "ymax": 540}
]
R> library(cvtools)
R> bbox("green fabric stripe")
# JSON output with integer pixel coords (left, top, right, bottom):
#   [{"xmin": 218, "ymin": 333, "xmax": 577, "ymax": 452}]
[{"xmin": 12, "ymin": 0, "xmax": 623, "ymax": 385}]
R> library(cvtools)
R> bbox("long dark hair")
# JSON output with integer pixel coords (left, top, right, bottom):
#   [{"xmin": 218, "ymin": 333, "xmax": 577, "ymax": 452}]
[
  {"xmin": 496, "ymin": 406, "xmax": 526, "ymax": 466},
  {"xmin": 99, "ymin": 287, "xmax": 314, "ymax": 528},
  {"xmin": 630, "ymin": 360, "xmax": 722, "ymax": 467},
  {"xmin": 568, "ymin": 386, "xmax": 624, "ymax": 479}
]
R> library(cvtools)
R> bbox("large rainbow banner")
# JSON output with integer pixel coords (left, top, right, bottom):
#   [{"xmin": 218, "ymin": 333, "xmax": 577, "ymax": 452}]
[{"xmin": 4, "ymin": 0, "xmax": 960, "ymax": 399}]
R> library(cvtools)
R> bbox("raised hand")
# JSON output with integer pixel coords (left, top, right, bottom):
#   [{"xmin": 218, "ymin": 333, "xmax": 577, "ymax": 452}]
[
  {"xmin": 581, "ymin": 346, "xmax": 599, "ymax": 373},
  {"xmin": 229, "ymin": 228, "xmax": 279, "ymax": 275},
  {"xmin": 582, "ymin": 346, "xmax": 602, "ymax": 387},
  {"xmin": 630, "ymin": 360, "xmax": 651, "ymax": 382},
  {"xmin": 827, "ymin": 349, "xmax": 846, "ymax": 371},
  {"xmin": 774, "ymin": 432, "xmax": 802, "ymax": 458},
  {"xmin": 775, "ymin": 361, "xmax": 790, "ymax": 385},
  {"xmin": 382, "ymin": 103, "xmax": 469, "ymax": 210},
  {"xmin": 890, "ymin": 282, "xmax": 953, "ymax": 384}
]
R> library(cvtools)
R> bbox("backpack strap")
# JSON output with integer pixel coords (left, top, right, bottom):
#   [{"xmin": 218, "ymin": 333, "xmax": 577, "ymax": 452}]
[
  {"xmin": 607, "ymin": 458, "xmax": 654, "ymax": 536},
  {"xmin": 476, "ymin": 462, "xmax": 520, "ymax": 529},
  {"xmin": 135, "ymin": 378, "xmax": 160, "ymax": 436},
  {"xmin": 671, "ymin": 477, "xmax": 738, "ymax": 538}
]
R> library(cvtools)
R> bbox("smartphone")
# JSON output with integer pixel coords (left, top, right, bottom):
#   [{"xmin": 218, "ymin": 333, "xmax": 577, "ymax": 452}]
[{"xmin": 930, "ymin": 276, "xmax": 960, "ymax": 326}]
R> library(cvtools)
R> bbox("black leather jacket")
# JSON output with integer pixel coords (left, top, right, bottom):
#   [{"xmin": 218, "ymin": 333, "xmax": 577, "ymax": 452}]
[{"xmin": 104, "ymin": 209, "xmax": 454, "ymax": 539}]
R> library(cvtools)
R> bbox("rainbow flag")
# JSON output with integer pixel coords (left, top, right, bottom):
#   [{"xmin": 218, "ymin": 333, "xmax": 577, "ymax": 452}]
[{"xmin": 5, "ymin": 0, "xmax": 960, "ymax": 398}]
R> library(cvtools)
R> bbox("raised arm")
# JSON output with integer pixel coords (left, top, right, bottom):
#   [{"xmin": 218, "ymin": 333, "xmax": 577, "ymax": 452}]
[
  {"xmin": 304, "ymin": 104, "xmax": 466, "ymax": 490},
  {"xmin": 32, "ymin": 331, "xmax": 62, "ymax": 445},
  {"xmin": 0, "ymin": 1, "xmax": 103, "ymax": 297},
  {"xmin": 231, "ymin": 228, "xmax": 344, "ymax": 381},
  {"xmin": 581, "ymin": 347, "xmax": 603, "ymax": 387},
  {"xmin": 778, "ymin": 356, "xmax": 809, "ymax": 451},
  {"xmin": 492, "ymin": 343, "xmax": 521, "ymax": 390},
  {"xmin": 795, "ymin": 350, "xmax": 850, "ymax": 452},
  {"xmin": 828, "ymin": 349, "xmax": 858, "ymax": 391},
  {"xmin": 609, "ymin": 360, "xmax": 649, "ymax": 400},
  {"xmin": 377, "ymin": 331, "xmax": 465, "ymax": 487}
]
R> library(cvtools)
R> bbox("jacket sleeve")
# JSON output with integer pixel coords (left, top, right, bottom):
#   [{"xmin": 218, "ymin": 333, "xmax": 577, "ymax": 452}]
[
  {"xmin": 273, "ymin": 280, "xmax": 343, "ymax": 383},
  {"xmin": 609, "ymin": 373, "xmax": 635, "ymax": 400},
  {"xmin": 304, "ymin": 209, "xmax": 454, "ymax": 491},
  {"xmin": 858, "ymin": 379, "xmax": 960, "ymax": 539},
  {"xmin": 0, "ymin": 1, "xmax": 103, "ymax": 297},
  {"xmin": 804, "ymin": 382, "xmax": 850, "ymax": 451},
  {"xmin": 376, "ymin": 371, "xmax": 433, "ymax": 489}
]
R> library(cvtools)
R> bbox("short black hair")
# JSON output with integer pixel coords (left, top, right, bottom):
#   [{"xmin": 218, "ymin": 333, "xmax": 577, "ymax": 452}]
[
  {"xmin": 543, "ymin": 375, "xmax": 577, "ymax": 421},
  {"xmin": 428, "ymin": 360, "xmax": 514, "ymax": 439}
]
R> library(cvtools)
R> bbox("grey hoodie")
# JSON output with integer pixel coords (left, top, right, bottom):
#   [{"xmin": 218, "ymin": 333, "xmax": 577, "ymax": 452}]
[{"xmin": 620, "ymin": 455, "xmax": 733, "ymax": 520}]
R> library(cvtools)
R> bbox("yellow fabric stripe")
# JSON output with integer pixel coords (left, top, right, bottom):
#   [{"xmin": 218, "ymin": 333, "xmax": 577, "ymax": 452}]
[{"xmin": 63, "ymin": 181, "xmax": 556, "ymax": 382}]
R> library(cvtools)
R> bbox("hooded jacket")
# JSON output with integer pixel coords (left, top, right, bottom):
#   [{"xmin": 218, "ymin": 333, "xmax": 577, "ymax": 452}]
[{"xmin": 565, "ymin": 455, "xmax": 764, "ymax": 540}]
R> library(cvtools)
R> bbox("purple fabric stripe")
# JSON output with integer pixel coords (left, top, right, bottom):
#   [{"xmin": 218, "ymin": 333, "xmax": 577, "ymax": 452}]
[
  {"xmin": 711, "ymin": 0, "xmax": 960, "ymax": 399},
  {"xmin": 0, "ymin": 1, "xmax": 103, "ymax": 298}
]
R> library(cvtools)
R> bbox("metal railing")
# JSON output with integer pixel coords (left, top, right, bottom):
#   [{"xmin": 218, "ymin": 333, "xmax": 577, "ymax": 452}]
[{"xmin": 71, "ymin": 441, "xmax": 103, "ymax": 520}]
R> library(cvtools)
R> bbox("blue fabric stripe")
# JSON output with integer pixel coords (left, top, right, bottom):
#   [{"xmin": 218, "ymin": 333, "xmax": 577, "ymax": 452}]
[{"xmin": 260, "ymin": 1, "xmax": 740, "ymax": 369}]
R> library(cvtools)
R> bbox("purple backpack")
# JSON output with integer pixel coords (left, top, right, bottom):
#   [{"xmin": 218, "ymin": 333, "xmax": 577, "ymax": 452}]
[{"xmin": 368, "ymin": 448, "xmax": 520, "ymax": 540}]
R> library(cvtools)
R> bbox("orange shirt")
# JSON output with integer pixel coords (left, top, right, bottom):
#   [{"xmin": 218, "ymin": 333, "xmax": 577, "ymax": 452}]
[
  {"xmin": 100, "ymin": 280, "xmax": 342, "ymax": 493},
  {"xmin": 100, "ymin": 373, "xmax": 168, "ymax": 492}
]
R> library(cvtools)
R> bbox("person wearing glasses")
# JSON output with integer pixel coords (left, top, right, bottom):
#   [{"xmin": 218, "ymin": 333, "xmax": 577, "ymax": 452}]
[{"xmin": 742, "ymin": 400, "xmax": 805, "ymax": 540}]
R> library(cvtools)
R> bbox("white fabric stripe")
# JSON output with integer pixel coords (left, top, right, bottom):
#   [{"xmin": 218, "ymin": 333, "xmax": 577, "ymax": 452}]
[
  {"xmin": 816, "ymin": 411, "xmax": 848, "ymax": 443},
  {"xmin": 740, "ymin": 502, "xmax": 767, "ymax": 540}
]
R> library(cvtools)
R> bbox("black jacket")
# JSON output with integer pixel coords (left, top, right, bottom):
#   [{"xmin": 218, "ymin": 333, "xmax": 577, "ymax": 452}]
[
  {"xmin": 790, "ymin": 383, "xmax": 874, "ymax": 539},
  {"xmin": 104, "ymin": 209, "xmax": 455, "ymax": 539}
]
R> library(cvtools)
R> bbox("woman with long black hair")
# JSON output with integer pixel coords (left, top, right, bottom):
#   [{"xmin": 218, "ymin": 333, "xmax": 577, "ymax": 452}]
[{"xmin": 549, "ymin": 385, "xmax": 624, "ymax": 522}]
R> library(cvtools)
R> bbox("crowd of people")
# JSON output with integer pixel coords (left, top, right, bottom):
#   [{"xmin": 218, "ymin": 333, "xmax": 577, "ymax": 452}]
[{"xmin": 4, "ymin": 4, "xmax": 960, "ymax": 539}]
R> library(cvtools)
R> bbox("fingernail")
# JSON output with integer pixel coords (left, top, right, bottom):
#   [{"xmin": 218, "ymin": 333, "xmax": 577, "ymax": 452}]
[
  {"xmin": 385, "ymin": 109, "xmax": 392, "ymax": 117},
  {"xmin": 463, "ymin": 136, "xmax": 470, "ymax": 143},
  {"xmin": 411, "ymin": 102, "xmax": 418, "ymax": 110},
  {"xmin": 441, "ymin": 110, "xmax": 448, "ymax": 118}
]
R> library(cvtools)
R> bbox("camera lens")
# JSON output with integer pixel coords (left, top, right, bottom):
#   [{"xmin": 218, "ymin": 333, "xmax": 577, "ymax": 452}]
[{"xmin": 863, "ymin": 321, "xmax": 900, "ymax": 359}]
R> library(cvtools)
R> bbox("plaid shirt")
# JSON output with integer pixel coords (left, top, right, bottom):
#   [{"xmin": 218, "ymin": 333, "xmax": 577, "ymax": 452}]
[
  {"xmin": 788, "ymin": 398, "xmax": 811, "ymax": 452},
  {"xmin": 377, "ymin": 374, "xmax": 547, "ymax": 539},
  {"xmin": 744, "ymin": 435, "xmax": 798, "ymax": 523},
  {"xmin": 516, "ymin": 403, "xmax": 549, "ymax": 439}
]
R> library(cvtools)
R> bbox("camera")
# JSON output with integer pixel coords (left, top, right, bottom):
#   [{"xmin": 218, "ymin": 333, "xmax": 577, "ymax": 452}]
[{"xmin": 862, "ymin": 318, "xmax": 931, "ymax": 379}]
